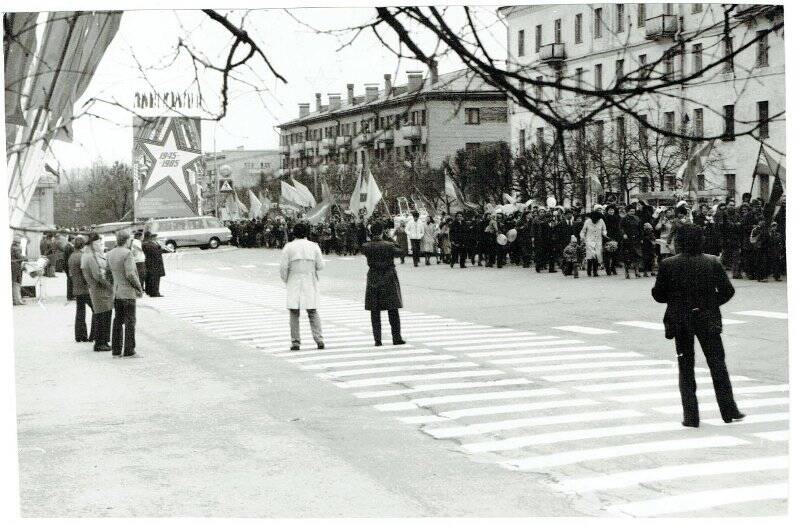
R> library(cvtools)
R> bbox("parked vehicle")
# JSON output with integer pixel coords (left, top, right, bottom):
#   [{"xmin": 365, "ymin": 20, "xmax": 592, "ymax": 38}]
[{"xmin": 144, "ymin": 216, "xmax": 232, "ymax": 251}]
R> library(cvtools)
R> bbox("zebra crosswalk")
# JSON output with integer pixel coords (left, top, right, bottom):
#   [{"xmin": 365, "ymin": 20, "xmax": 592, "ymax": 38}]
[{"xmin": 143, "ymin": 270, "xmax": 789, "ymax": 517}]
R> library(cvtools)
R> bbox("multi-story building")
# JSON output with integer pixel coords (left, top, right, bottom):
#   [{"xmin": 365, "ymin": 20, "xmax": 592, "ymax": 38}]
[
  {"xmin": 203, "ymin": 147, "xmax": 282, "ymax": 188},
  {"xmin": 501, "ymin": 3, "xmax": 784, "ymax": 204},
  {"xmin": 276, "ymin": 63, "xmax": 509, "ymax": 172}
]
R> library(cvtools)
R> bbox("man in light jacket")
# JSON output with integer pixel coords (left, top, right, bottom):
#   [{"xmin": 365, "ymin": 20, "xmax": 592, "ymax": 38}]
[
  {"xmin": 81, "ymin": 232, "xmax": 114, "ymax": 352},
  {"xmin": 106, "ymin": 229, "xmax": 144, "ymax": 357},
  {"xmin": 406, "ymin": 211, "xmax": 425, "ymax": 267},
  {"xmin": 280, "ymin": 221, "xmax": 325, "ymax": 351}
]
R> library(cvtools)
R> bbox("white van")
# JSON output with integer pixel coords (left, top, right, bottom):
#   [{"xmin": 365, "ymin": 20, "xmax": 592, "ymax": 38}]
[{"xmin": 145, "ymin": 216, "xmax": 232, "ymax": 251}]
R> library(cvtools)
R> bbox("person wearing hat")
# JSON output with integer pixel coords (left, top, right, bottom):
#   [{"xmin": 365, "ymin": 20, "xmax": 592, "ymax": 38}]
[
  {"xmin": 11, "ymin": 236, "xmax": 26, "ymax": 306},
  {"xmin": 361, "ymin": 221, "xmax": 405, "ymax": 346},
  {"xmin": 142, "ymin": 231, "xmax": 166, "ymax": 297},
  {"xmin": 619, "ymin": 204, "xmax": 643, "ymax": 278},
  {"xmin": 68, "ymin": 235, "xmax": 96, "ymax": 342},
  {"xmin": 81, "ymin": 232, "xmax": 114, "ymax": 351}
]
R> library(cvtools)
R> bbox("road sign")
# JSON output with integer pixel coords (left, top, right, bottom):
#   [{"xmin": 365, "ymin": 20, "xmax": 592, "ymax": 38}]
[{"xmin": 219, "ymin": 179, "xmax": 234, "ymax": 193}]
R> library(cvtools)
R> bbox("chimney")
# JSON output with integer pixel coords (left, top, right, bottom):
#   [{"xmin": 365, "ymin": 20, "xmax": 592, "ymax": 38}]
[
  {"xmin": 429, "ymin": 60, "xmax": 439, "ymax": 85},
  {"xmin": 315, "ymin": 93, "xmax": 322, "ymax": 112},
  {"xmin": 365, "ymin": 83, "xmax": 379, "ymax": 102},
  {"xmin": 328, "ymin": 93, "xmax": 341, "ymax": 111},
  {"xmin": 298, "ymin": 103, "xmax": 310, "ymax": 118},
  {"xmin": 407, "ymin": 70, "xmax": 424, "ymax": 91},
  {"xmin": 346, "ymin": 83, "xmax": 355, "ymax": 105},
  {"xmin": 384, "ymin": 73, "xmax": 392, "ymax": 97}
]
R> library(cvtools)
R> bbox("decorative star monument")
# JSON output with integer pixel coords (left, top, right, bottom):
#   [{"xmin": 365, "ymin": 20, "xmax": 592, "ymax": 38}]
[{"xmin": 134, "ymin": 117, "xmax": 204, "ymax": 217}]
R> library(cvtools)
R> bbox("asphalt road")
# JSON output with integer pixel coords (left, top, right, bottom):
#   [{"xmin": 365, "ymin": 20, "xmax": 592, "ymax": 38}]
[{"xmin": 14, "ymin": 245, "xmax": 789, "ymax": 517}]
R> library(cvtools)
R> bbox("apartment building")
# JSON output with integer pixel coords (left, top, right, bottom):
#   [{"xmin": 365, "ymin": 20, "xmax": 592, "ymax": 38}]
[
  {"xmin": 501, "ymin": 3, "xmax": 784, "ymax": 203},
  {"xmin": 276, "ymin": 64, "xmax": 508, "ymax": 172}
]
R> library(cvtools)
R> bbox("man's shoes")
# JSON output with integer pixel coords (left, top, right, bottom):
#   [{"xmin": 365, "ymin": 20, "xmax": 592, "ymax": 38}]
[
  {"xmin": 723, "ymin": 412, "xmax": 746, "ymax": 423},
  {"xmin": 111, "ymin": 351, "xmax": 122, "ymax": 357},
  {"xmin": 317, "ymin": 342, "xmax": 325, "ymax": 350},
  {"xmin": 374, "ymin": 341, "xmax": 383, "ymax": 347},
  {"xmin": 290, "ymin": 344, "xmax": 300, "ymax": 351},
  {"xmin": 94, "ymin": 345, "xmax": 112, "ymax": 352},
  {"xmin": 122, "ymin": 352, "xmax": 142, "ymax": 358},
  {"xmin": 392, "ymin": 339, "xmax": 406, "ymax": 346},
  {"xmin": 76, "ymin": 337, "xmax": 88, "ymax": 343},
  {"xmin": 682, "ymin": 420, "xmax": 700, "ymax": 428}
]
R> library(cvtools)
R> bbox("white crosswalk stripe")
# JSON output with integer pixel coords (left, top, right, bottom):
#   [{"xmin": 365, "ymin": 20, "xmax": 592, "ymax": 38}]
[
  {"xmin": 732, "ymin": 310, "xmax": 788, "ymax": 320},
  {"xmin": 152, "ymin": 270, "xmax": 788, "ymax": 517}
]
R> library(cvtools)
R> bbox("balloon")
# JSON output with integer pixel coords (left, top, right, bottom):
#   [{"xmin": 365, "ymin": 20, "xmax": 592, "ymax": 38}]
[
  {"xmin": 496, "ymin": 233, "xmax": 508, "ymax": 246},
  {"xmin": 507, "ymin": 228, "xmax": 518, "ymax": 242},
  {"xmin": 546, "ymin": 196, "xmax": 557, "ymax": 208}
]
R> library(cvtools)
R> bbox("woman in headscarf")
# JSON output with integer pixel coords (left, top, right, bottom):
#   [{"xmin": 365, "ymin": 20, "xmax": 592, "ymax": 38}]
[
  {"xmin": 603, "ymin": 204, "xmax": 622, "ymax": 275},
  {"xmin": 421, "ymin": 215, "xmax": 438, "ymax": 265},
  {"xmin": 580, "ymin": 207, "xmax": 607, "ymax": 277}
]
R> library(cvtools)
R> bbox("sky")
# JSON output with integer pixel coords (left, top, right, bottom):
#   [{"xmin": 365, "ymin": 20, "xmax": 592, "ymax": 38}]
[{"xmin": 46, "ymin": 6, "xmax": 508, "ymax": 169}]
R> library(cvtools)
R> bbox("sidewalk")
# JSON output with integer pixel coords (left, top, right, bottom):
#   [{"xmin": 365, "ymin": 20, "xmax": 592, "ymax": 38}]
[{"xmin": 12, "ymin": 277, "xmax": 429, "ymax": 517}]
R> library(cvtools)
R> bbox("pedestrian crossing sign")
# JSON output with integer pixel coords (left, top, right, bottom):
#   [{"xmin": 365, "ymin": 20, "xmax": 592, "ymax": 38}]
[{"xmin": 219, "ymin": 179, "xmax": 234, "ymax": 193}]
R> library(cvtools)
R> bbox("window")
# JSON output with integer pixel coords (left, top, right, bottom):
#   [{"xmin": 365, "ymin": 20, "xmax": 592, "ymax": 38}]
[
  {"xmin": 723, "ymin": 36, "xmax": 734, "ymax": 73},
  {"xmin": 665, "ymin": 50, "xmax": 675, "ymax": 80},
  {"xmin": 575, "ymin": 13, "xmax": 583, "ymax": 43},
  {"xmin": 665, "ymin": 3, "xmax": 674, "ymax": 15},
  {"xmin": 691, "ymin": 3, "xmax": 702, "ymax": 14},
  {"xmin": 616, "ymin": 116, "xmax": 625, "ymax": 147},
  {"xmin": 692, "ymin": 43, "xmax": 703, "ymax": 75},
  {"xmin": 421, "ymin": 110, "xmax": 426, "ymax": 125},
  {"xmin": 697, "ymin": 172, "xmax": 706, "ymax": 191},
  {"xmin": 555, "ymin": 67, "xmax": 563, "ymax": 100},
  {"xmin": 638, "ymin": 53, "xmax": 648, "ymax": 85},
  {"xmin": 756, "ymin": 30, "xmax": 769, "ymax": 67},
  {"xmin": 518, "ymin": 29, "xmax": 525, "ymax": 56},
  {"xmin": 758, "ymin": 101, "xmax": 769, "ymax": 138},
  {"xmin": 759, "ymin": 174, "xmax": 770, "ymax": 200},
  {"xmin": 723, "ymin": 104, "xmax": 735, "ymax": 140},
  {"xmin": 465, "ymin": 108, "xmax": 481, "ymax": 125},
  {"xmin": 638, "ymin": 114, "xmax": 648, "ymax": 146},
  {"xmin": 595, "ymin": 120, "xmax": 605, "ymax": 148},
  {"xmin": 594, "ymin": 8, "xmax": 603, "ymax": 38},
  {"xmin": 536, "ymin": 127, "xmax": 545, "ymax": 150},
  {"xmin": 637, "ymin": 4, "xmax": 646, "ymax": 27},
  {"xmin": 535, "ymin": 75, "xmax": 544, "ymax": 100},
  {"xmin": 726, "ymin": 173, "xmax": 736, "ymax": 199},
  {"xmin": 554, "ymin": 18, "xmax": 562, "ymax": 44},
  {"xmin": 519, "ymin": 129, "xmax": 526, "ymax": 149},
  {"xmin": 664, "ymin": 111, "xmax": 675, "ymax": 142},
  {"xmin": 694, "ymin": 108, "xmax": 704, "ymax": 137},
  {"xmin": 575, "ymin": 67, "xmax": 584, "ymax": 89},
  {"xmin": 535, "ymin": 24, "xmax": 542, "ymax": 52},
  {"xmin": 615, "ymin": 59, "xmax": 624, "ymax": 82},
  {"xmin": 616, "ymin": 4, "xmax": 625, "ymax": 33},
  {"xmin": 594, "ymin": 63, "xmax": 603, "ymax": 89}
]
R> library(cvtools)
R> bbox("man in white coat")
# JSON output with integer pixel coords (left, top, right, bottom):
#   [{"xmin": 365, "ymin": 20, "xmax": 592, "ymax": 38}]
[
  {"xmin": 280, "ymin": 221, "xmax": 325, "ymax": 351},
  {"xmin": 406, "ymin": 210, "xmax": 425, "ymax": 267}
]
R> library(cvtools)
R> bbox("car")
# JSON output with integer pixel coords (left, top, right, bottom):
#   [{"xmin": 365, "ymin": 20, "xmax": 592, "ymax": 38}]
[
  {"xmin": 144, "ymin": 216, "xmax": 232, "ymax": 251},
  {"xmin": 91, "ymin": 221, "xmax": 146, "ymax": 252}
]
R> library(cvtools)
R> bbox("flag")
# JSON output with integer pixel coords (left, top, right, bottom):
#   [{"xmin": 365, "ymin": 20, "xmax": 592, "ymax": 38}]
[
  {"xmin": 4, "ymin": 13, "xmax": 39, "ymax": 127},
  {"xmin": 321, "ymin": 179, "xmax": 333, "ymax": 203},
  {"xmin": 306, "ymin": 202, "xmax": 331, "ymax": 225},
  {"xmin": 281, "ymin": 180, "xmax": 306, "ymax": 208},
  {"xmin": 292, "ymin": 177, "xmax": 317, "ymax": 207},
  {"xmin": 676, "ymin": 140, "xmax": 714, "ymax": 192},
  {"xmin": 247, "ymin": 189, "xmax": 262, "ymax": 219},
  {"xmin": 349, "ymin": 166, "xmax": 364, "ymax": 214},
  {"xmin": 761, "ymin": 148, "xmax": 786, "ymax": 219},
  {"xmin": 362, "ymin": 165, "xmax": 383, "ymax": 217}
]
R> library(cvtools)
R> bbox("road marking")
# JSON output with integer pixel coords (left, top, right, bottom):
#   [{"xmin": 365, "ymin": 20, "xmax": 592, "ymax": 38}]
[
  {"xmin": 464, "ymin": 422, "xmax": 682, "ymax": 453},
  {"xmin": 577, "ymin": 375, "xmax": 751, "ymax": 392},
  {"xmin": 721, "ymin": 318, "xmax": 747, "ymax": 325},
  {"xmin": 411, "ymin": 335, "xmax": 557, "ymax": 346},
  {"xmin": 301, "ymin": 354, "xmax": 456, "ymax": 370},
  {"xmin": 553, "ymin": 325, "xmax": 618, "ymax": 335},
  {"xmin": 373, "ymin": 387, "xmax": 563, "ymax": 412},
  {"xmin": 288, "ymin": 349, "xmax": 433, "ymax": 363},
  {"xmin": 704, "ymin": 412, "xmax": 789, "ymax": 426},
  {"xmin": 555, "ymin": 456, "xmax": 788, "ymax": 493},
  {"xmin": 257, "ymin": 338, "xmax": 376, "ymax": 349},
  {"xmin": 352, "ymin": 378, "xmax": 534, "ymax": 399},
  {"xmin": 516, "ymin": 359, "xmax": 672, "ymax": 374},
  {"xmin": 544, "ymin": 367, "xmax": 679, "ymax": 382},
  {"xmin": 732, "ymin": 310, "xmax": 788, "ymax": 320},
  {"xmin": 335, "ymin": 369, "xmax": 506, "ymax": 389},
  {"xmin": 318, "ymin": 361, "xmax": 478, "ymax": 378},
  {"xmin": 241, "ymin": 264, "xmax": 256, "ymax": 268},
  {"xmin": 468, "ymin": 345, "xmax": 614, "ymax": 358},
  {"xmin": 503, "ymin": 436, "xmax": 747, "ymax": 471},
  {"xmin": 397, "ymin": 415, "xmax": 450, "ymax": 424},
  {"xmin": 447, "ymin": 339, "xmax": 585, "ymax": 352},
  {"xmin": 614, "ymin": 321, "xmax": 663, "ymax": 330},
  {"xmin": 606, "ymin": 483, "xmax": 788, "ymax": 517},
  {"xmin": 752, "ymin": 430, "xmax": 789, "ymax": 442},
  {"xmin": 216, "ymin": 266, "xmax": 233, "ymax": 270},
  {"xmin": 609, "ymin": 384, "xmax": 789, "ymax": 403},
  {"xmin": 490, "ymin": 351, "xmax": 642, "ymax": 365},
  {"xmin": 438, "ymin": 398, "xmax": 599, "ymax": 419},
  {"xmin": 272, "ymin": 345, "xmax": 414, "ymax": 356},
  {"xmin": 425, "ymin": 409, "xmax": 642, "ymax": 439},
  {"xmin": 654, "ymin": 397, "xmax": 789, "ymax": 414},
  {"xmin": 399, "ymin": 328, "xmax": 520, "ymax": 338}
]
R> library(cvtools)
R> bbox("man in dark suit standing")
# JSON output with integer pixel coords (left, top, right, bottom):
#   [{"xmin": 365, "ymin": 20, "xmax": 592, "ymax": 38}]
[
  {"xmin": 142, "ymin": 232, "xmax": 165, "ymax": 297},
  {"xmin": 361, "ymin": 222, "xmax": 405, "ymax": 347},
  {"xmin": 652, "ymin": 224, "xmax": 745, "ymax": 427},
  {"xmin": 449, "ymin": 212, "xmax": 468, "ymax": 269}
]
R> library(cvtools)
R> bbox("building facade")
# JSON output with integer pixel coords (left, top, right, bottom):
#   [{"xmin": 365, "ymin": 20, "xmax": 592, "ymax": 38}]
[
  {"xmin": 203, "ymin": 147, "xmax": 282, "ymax": 188},
  {"xmin": 501, "ymin": 3, "xmax": 784, "ymax": 204},
  {"xmin": 276, "ymin": 64, "xmax": 509, "ymax": 172}
]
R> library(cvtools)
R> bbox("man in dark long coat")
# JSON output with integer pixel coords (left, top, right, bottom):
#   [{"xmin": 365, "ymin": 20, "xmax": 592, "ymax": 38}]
[
  {"xmin": 142, "ymin": 232, "xmax": 166, "ymax": 297},
  {"xmin": 361, "ymin": 221, "xmax": 405, "ymax": 347}
]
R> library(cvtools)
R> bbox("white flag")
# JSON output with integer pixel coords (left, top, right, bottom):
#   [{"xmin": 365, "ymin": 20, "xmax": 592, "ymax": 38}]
[
  {"xmin": 349, "ymin": 167, "xmax": 364, "ymax": 214},
  {"xmin": 292, "ymin": 177, "xmax": 317, "ymax": 207},
  {"xmin": 247, "ymin": 189, "xmax": 262, "ymax": 219},
  {"xmin": 363, "ymin": 165, "xmax": 383, "ymax": 217}
]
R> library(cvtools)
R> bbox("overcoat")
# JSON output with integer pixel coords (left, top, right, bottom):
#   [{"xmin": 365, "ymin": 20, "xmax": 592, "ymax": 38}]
[
  {"xmin": 142, "ymin": 239, "xmax": 166, "ymax": 277},
  {"xmin": 280, "ymin": 238, "xmax": 324, "ymax": 309},
  {"xmin": 80, "ymin": 250, "xmax": 114, "ymax": 313},
  {"xmin": 362, "ymin": 240, "xmax": 403, "ymax": 311},
  {"xmin": 67, "ymin": 250, "xmax": 89, "ymax": 296},
  {"xmin": 421, "ymin": 222, "xmax": 437, "ymax": 253},
  {"xmin": 580, "ymin": 217, "xmax": 607, "ymax": 261}
]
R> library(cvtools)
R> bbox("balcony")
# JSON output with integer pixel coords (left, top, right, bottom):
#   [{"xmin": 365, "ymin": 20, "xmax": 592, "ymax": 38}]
[
  {"xmin": 538, "ymin": 43, "xmax": 566, "ymax": 65},
  {"xmin": 319, "ymin": 137, "xmax": 334, "ymax": 156},
  {"xmin": 401, "ymin": 124, "xmax": 422, "ymax": 141},
  {"xmin": 356, "ymin": 132, "xmax": 375, "ymax": 146},
  {"xmin": 303, "ymin": 140, "xmax": 318, "ymax": 152},
  {"xmin": 335, "ymin": 135, "xmax": 351, "ymax": 149},
  {"xmin": 280, "ymin": 144, "xmax": 290, "ymax": 155},
  {"xmin": 375, "ymin": 128, "xmax": 395, "ymax": 144},
  {"xmin": 645, "ymin": 14, "xmax": 678, "ymax": 40},
  {"xmin": 289, "ymin": 143, "xmax": 305, "ymax": 158}
]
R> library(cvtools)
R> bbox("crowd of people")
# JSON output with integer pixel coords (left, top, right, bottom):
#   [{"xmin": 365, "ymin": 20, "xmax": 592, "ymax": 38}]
[{"xmin": 222, "ymin": 192, "xmax": 787, "ymax": 282}]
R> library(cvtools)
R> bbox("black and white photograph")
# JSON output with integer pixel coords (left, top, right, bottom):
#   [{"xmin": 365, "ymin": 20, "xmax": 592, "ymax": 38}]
[{"xmin": 2, "ymin": 1, "xmax": 792, "ymax": 520}]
